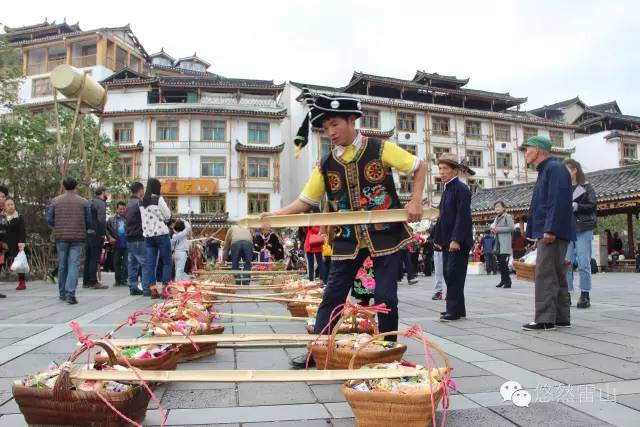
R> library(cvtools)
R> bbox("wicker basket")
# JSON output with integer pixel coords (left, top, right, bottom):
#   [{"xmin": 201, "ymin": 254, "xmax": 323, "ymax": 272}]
[
  {"xmin": 176, "ymin": 324, "xmax": 225, "ymax": 362},
  {"xmin": 287, "ymin": 301, "xmax": 311, "ymax": 318},
  {"xmin": 342, "ymin": 332, "xmax": 451, "ymax": 427},
  {"xmin": 309, "ymin": 312, "xmax": 406, "ymax": 370},
  {"xmin": 13, "ymin": 341, "xmax": 152, "ymax": 427},
  {"xmin": 513, "ymin": 260, "xmax": 535, "ymax": 282},
  {"xmin": 94, "ymin": 346, "xmax": 179, "ymax": 371},
  {"xmin": 306, "ymin": 304, "xmax": 318, "ymax": 318}
]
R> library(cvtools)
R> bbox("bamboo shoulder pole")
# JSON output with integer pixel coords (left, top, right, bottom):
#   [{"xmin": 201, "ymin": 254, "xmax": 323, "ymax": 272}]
[
  {"xmin": 202, "ymin": 270, "xmax": 301, "ymax": 275},
  {"xmin": 205, "ymin": 291, "xmax": 321, "ymax": 304},
  {"xmin": 70, "ymin": 367, "xmax": 420, "ymax": 383},
  {"xmin": 216, "ymin": 312, "xmax": 308, "ymax": 322},
  {"xmin": 108, "ymin": 333, "xmax": 321, "ymax": 347},
  {"xmin": 239, "ymin": 207, "xmax": 439, "ymax": 228}
]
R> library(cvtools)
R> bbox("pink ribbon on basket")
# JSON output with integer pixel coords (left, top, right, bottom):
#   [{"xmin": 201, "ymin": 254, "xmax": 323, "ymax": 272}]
[
  {"xmin": 305, "ymin": 302, "xmax": 391, "ymax": 369},
  {"xmin": 67, "ymin": 322, "xmax": 169, "ymax": 427},
  {"xmin": 404, "ymin": 325, "xmax": 453, "ymax": 427}
]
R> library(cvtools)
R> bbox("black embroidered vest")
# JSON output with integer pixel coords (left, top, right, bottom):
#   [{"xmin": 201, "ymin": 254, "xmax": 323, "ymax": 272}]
[{"xmin": 320, "ymin": 137, "xmax": 412, "ymax": 260}]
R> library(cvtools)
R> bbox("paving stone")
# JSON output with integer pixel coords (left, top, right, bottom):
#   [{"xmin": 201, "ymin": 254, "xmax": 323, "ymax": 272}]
[
  {"xmin": 492, "ymin": 402, "xmax": 614, "ymax": 426},
  {"xmin": 436, "ymin": 407, "xmax": 517, "ymax": 426},
  {"xmin": 238, "ymin": 382, "xmax": 316, "ymax": 406},
  {"xmin": 330, "ymin": 419, "xmax": 355, "ymax": 427},
  {"xmin": 483, "ymin": 348, "xmax": 576, "ymax": 371},
  {"xmin": 446, "ymin": 356, "xmax": 493, "ymax": 378},
  {"xmin": 539, "ymin": 367, "xmax": 621, "ymax": 385},
  {"xmin": 0, "ymin": 353, "xmax": 65, "ymax": 378},
  {"xmin": 473, "ymin": 360, "xmax": 560, "ymax": 389},
  {"xmin": 594, "ymin": 379, "xmax": 640, "ymax": 395},
  {"xmin": 323, "ymin": 402, "xmax": 353, "ymax": 418},
  {"xmin": 464, "ymin": 391, "xmax": 513, "ymax": 407},
  {"xmin": 445, "ymin": 335, "xmax": 517, "ymax": 351},
  {"xmin": 310, "ymin": 384, "xmax": 346, "ymax": 403},
  {"xmin": 506, "ymin": 336, "xmax": 590, "ymax": 357},
  {"xmin": 166, "ymin": 404, "xmax": 330, "ymax": 424},
  {"xmin": 452, "ymin": 375, "xmax": 508, "ymax": 394},
  {"xmin": 617, "ymin": 393, "xmax": 640, "ymax": 411},
  {"xmin": 161, "ymin": 388, "xmax": 236, "ymax": 409},
  {"xmin": 167, "ymin": 381, "xmax": 235, "ymax": 391},
  {"xmin": 236, "ymin": 349, "xmax": 291, "ymax": 370},
  {"xmin": 0, "ymin": 398, "xmax": 18, "ymax": 415},
  {"xmin": 0, "ymin": 413, "xmax": 26, "ymax": 426},
  {"xmin": 556, "ymin": 353, "xmax": 640, "ymax": 380},
  {"xmin": 245, "ymin": 420, "xmax": 331, "ymax": 427}
]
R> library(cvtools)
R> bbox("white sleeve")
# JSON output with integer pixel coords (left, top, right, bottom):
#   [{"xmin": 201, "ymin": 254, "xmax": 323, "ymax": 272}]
[{"xmin": 158, "ymin": 197, "xmax": 171, "ymax": 220}]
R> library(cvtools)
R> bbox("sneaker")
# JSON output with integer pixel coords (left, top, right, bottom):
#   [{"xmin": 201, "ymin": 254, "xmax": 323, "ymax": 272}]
[
  {"xmin": 440, "ymin": 314, "xmax": 461, "ymax": 322},
  {"xmin": 555, "ymin": 321, "xmax": 572, "ymax": 328},
  {"xmin": 432, "ymin": 291, "xmax": 443, "ymax": 300},
  {"xmin": 16, "ymin": 281, "xmax": 26, "ymax": 291},
  {"xmin": 408, "ymin": 279, "xmax": 418, "ymax": 285},
  {"xmin": 577, "ymin": 292, "xmax": 590, "ymax": 309},
  {"xmin": 440, "ymin": 311, "xmax": 466, "ymax": 318},
  {"xmin": 90, "ymin": 283, "xmax": 109, "ymax": 290},
  {"xmin": 0, "ymin": 293, "xmax": 6, "ymax": 299},
  {"xmin": 59, "ymin": 295, "xmax": 66, "ymax": 301},
  {"xmin": 496, "ymin": 283, "xmax": 504, "ymax": 288},
  {"xmin": 522, "ymin": 322, "xmax": 555, "ymax": 331},
  {"xmin": 129, "ymin": 289, "xmax": 144, "ymax": 296},
  {"xmin": 66, "ymin": 295, "xmax": 78, "ymax": 305},
  {"xmin": 290, "ymin": 353, "xmax": 315, "ymax": 369},
  {"xmin": 502, "ymin": 284, "xmax": 512, "ymax": 289},
  {"xmin": 82, "ymin": 282, "xmax": 93, "ymax": 288}
]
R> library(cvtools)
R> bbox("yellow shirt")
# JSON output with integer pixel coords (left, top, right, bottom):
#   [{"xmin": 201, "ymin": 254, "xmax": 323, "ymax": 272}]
[{"xmin": 299, "ymin": 135, "xmax": 419, "ymax": 206}]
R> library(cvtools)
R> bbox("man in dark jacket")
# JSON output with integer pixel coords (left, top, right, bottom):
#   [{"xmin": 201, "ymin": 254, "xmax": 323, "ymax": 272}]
[
  {"xmin": 47, "ymin": 177, "xmax": 92, "ymax": 304},
  {"xmin": 433, "ymin": 153, "xmax": 473, "ymax": 321},
  {"xmin": 83, "ymin": 186, "xmax": 108, "ymax": 289},
  {"xmin": 125, "ymin": 182, "xmax": 145, "ymax": 296},
  {"xmin": 522, "ymin": 136, "xmax": 576, "ymax": 331},
  {"xmin": 106, "ymin": 201, "xmax": 128, "ymax": 287}
]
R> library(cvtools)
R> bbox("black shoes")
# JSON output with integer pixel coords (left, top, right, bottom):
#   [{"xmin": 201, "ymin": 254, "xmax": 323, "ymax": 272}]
[
  {"xmin": 577, "ymin": 292, "xmax": 590, "ymax": 309},
  {"xmin": 555, "ymin": 321, "xmax": 572, "ymax": 328},
  {"xmin": 502, "ymin": 284, "xmax": 512, "ymax": 288},
  {"xmin": 59, "ymin": 295, "xmax": 66, "ymax": 301},
  {"xmin": 0, "ymin": 293, "xmax": 5, "ymax": 299},
  {"xmin": 440, "ymin": 313, "xmax": 461, "ymax": 322},
  {"xmin": 432, "ymin": 292, "xmax": 443, "ymax": 300},
  {"xmin": 290, "ymin": 353, "xmax": 315, "ymax": 369},
  {"xmin": 440, "ymin": 312, "xmax": 466, "ymax": 318},
  {"xmin": 66, "ymin": 295, "xmax": 78, "ymax": 305},
  {"xmin": 522, "ymin": 322, "xmax": 555, "ymax": 331},
  {"xmin": 496, "ymin": 283, "xmax": 512, "ymax": 288},
  {"xmin": 130, "ymin": 289, "xmax": 144, "ymax": 296}
]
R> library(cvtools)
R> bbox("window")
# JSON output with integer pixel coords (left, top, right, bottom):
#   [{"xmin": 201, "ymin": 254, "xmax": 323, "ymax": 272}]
[
  {"xmin": 157, "ymin": 120, "xmax": 178, "ymax": 141},
  {"xmin": 399, "ymin": 144, "xmax": 417, "ymax": 156},
  {"xmin": 468, "ymin": 178, "xmax": 484, "ymax": 193},
  {"xmin": 119, "ymin": 157, "xmax": 133, "ymax": 179},
  {"xmin": 361, "ymin": 109, "xmax": 379, "ymax": 129},
  {"xmin": 155, "ymin": 156, "xmax": 178, "ymax": 177},
  {"xmin": 466, "ymin": 150, "xmax": 483, "ymax": 168},
  {"xmin": 432, "ymin": 116, "xmax": 450, "ymax": 135},
  {"xmin": 496, "ymin": 152, "xmax": 512, "ymax": 169},
  {"xmin": 247, "ymin": 157, "xmax": 270, "ymax": 179},
  {"xmin": 399, "ymin": 175, "xmax": 413, "ymax": 194},
  {"xmin": 129, "ymin": 55, "xmax": 139, "ymax": 71},
  {"xmin": 115, "ymin": 46, "xmax": 127, "ymax": 70},
  {"xmin": 549, "ymin": 130, "xmax": 564, "ymax": 147},
  {"xmin": 113, "ymin": 122, "xmax": 133, "ymax": 143},
  {"xmin": 200, "ymin": 156, "xmax": 226, "ymax": 177},
  {"xmin": 31, "ymin": 77, "xmax": 53, "ymax": 97},
  {"xmin": 433, "ymin": 177, "xmax": 443, "ymax": 194},
  {"xmin": 201, "ymin": 120, "xmax": 226, "ymax": 141},
  {"xmin": 200, "ymin": 194, "xmax": 226, "ymax": 213},
  {"xmin": 523, "ymin": 127, "xmax": 538, "ymax": 144},
  {"xmin": 494, "ymin": 124, "xmax": 511, "ymax": 142},
  {"xmin": 432, "ymin": 146, "xmax": 451, "ymax": 164},
  {"xmin": 248, "ymin": 193, "xmax": 269, "ymax": 214},
  {"xmin": 164, "ymin": 196, "xmax": 178, "ymax": 213},
  {"xmin": 465, "ymin": 120, "xmax": 481, "ymax": 138},
  {"xmin": 623, "ymin": 143, "xmax": 638, "ymax": 159},
  {"xmin": 497, "ymin": 180, "xmax": 513, "ymax": 187},
  {"xmin": 248, "ymin": 122, "xmax": 269, "ymax": 144},
  {"xmin": 320, "ymin": 137, "xmax": 332, "ymax": 158},
  {"xmin": 397, "ymin": 112, "xmax": 416, "ymax": 132}
]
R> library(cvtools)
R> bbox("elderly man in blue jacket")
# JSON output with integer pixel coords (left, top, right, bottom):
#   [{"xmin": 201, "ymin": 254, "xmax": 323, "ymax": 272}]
[
  {"xmin": 522, "ymin": 136, "xmax": 576, "ymax": 331},
  {"xmin": 433, "ymin": 153, "xmax": 474, "ymax": 321}
]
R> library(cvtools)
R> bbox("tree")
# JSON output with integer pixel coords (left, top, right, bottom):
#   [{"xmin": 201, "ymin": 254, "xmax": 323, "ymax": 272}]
[{"xmin": 0, "ymin": 38, "xmax": 23, "ymax": 107}]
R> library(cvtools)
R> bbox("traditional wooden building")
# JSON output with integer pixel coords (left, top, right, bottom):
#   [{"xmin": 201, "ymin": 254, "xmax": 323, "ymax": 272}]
[
  {"xmin": 471, "ymin": 164, "xmax": 640, "ymax": 254},
  {"xmin": 282, "ymin": 72, "xmax": 575, "ymax": 207}
]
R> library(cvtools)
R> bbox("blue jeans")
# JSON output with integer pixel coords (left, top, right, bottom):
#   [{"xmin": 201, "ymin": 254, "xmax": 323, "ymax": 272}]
[
  {"xmin": 144, "ymin": 234, "xmax": 172, "ymax": 291},
  {"xmin": 230, "ymin": 240, "xmax": 253, "ymax": 285},
  {"xmin": 56, "ymin": 241, "xmax": 84, "ymax": 297},
  {"xmin": 565, "ymin": 229, "xmax": 593, "ymax": 292},
  {"xmin": 127, "ymin": 240, "xmax": 146, "ymax": 291}
]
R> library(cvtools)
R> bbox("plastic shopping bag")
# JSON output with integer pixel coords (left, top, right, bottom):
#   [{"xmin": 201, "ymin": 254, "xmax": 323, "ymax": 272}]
[{"xmin": 10, "ymin": 250, "xmax": 30, "ymax": 274}]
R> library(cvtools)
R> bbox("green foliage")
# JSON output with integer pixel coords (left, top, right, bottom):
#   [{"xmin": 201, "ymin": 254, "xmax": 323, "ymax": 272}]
[
  {"xmin": 596, "ymin": 214, "xmax": 640, "ymax": 245},
  {"xmin": 0, "ymin": 38, "xmax": 23, "ymax": 106}
]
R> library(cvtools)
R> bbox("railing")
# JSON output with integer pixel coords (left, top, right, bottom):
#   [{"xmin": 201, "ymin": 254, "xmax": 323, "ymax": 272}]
[
  {"xmin": 46, "ymin": 58, "xmax": 65, "ymax": 71},
  {"xmin": 26, "ymin": 63, "xmax": 47, "ymax": 75},
  {"xmin": 71, "ymin": 54, "xmax": 97, "ymax": 68},
  {"xmin": 105, "ymin": 56, "xmax": 126, "ymax": 71}
]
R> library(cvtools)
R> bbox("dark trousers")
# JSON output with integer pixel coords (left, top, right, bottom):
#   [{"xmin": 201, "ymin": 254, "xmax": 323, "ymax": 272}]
[
  {"xmin": 83, "ymin": 233, "xmax": 102, "ymax": 284},
  {"xmin": 306, "ymin": 252, "xmax": 326, "ymax": 281},
  {"xmin": 322, "ymin": 257, "xmax": 331, "ymax": 283},
  {"xmin": 407, "ymin": 251, "xmax": 419, "ymax": 280},
  {"xmin": 314, "ymin": 249, "xmax": 401, "ymax": 338},
  {"xmin": 231, "ymin": 240, "xmax": 253, "ymax": 285},
  {"xmin": 497, "ymin": 253, "xmax": 511, "ymax": 285},
  {"xmin": 112, "ymin": 247, "xmax": 128, "ymax": 285},
  {"xmin": 484, "ymin": 253, "xmax": 497, "ymax": 274},
  {"xmin": 535, "ymin": 239, "xmax": 570, "ymax": 324},
  {"xmin": 397, "ymin": 249, "xmax": 408, "ymax": 280},
  {"xmin": 443, "ymin": 247, "xmax": 469, "ymax": 317},
  {"xmin": 423, "ymin": 252, "xmax": 433, "ymax": 276}
]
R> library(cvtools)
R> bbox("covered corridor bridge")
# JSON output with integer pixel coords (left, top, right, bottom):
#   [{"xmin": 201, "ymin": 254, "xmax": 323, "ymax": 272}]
[{"xmin": 470, "ymin": 164, "xmax": 640, "ymax": 254}]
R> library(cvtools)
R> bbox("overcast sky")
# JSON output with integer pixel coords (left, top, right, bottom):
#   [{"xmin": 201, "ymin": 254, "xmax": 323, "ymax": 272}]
[{"xmin": 3, "ymin": 0, "xmax": 639, "ymax": 113}]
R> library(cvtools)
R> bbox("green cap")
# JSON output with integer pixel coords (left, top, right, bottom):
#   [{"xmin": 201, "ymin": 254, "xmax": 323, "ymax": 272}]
[{"xmin": 522, "ymin": 135, "xmax": 552, "ymax": 151}]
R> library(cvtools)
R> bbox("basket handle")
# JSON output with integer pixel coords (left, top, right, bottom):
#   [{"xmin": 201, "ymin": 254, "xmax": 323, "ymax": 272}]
[
  {"xmin": 324, "ymin": 310, "xmax": 379, "ymax": 366},
  {"xmin": 53, "ymin": 340, "xmax": 119, "ymax": 400},
  {"xmin": 346, "ymin": 330, "xmax": 451, "ymax": 372}
]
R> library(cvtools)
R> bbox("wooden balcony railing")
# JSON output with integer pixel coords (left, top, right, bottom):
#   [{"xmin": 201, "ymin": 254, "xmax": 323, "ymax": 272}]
[{"xmin": 71, "ymin": 54, "xmax": 97, "ymax": 68}]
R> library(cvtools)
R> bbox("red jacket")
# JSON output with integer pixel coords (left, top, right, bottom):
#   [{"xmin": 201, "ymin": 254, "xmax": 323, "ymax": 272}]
[{"xmin": 304, "ymin": 226, "xmax": 323, "ymax": 254}]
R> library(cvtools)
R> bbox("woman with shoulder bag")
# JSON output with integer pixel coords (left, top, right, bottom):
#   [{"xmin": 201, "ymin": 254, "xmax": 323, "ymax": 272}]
[
  {"xmin": 491, "ymin": 201, "xmax": 514, "ymax": 288},
  {"xmin": 304, "ymin": 225, "xmax": 325, "ymax": 281},
  {"xmin": 0, "ymin": 198, "xmax": 27, "ymax": 290}
]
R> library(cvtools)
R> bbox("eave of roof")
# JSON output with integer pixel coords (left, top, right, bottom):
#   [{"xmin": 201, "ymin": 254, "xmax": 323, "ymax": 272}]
[
  {"xmin": 529, "ymin": 97, "xmax": 584, "ymax": 114},
  {"xmin": 235, "ymin": 142, "xmax": 285, "ymax": 153},
  {"xmin": 412, "ymin": 70, "xmax": 469, "ymax": 86},
  {"xmin": 100, "ymin": 105, "xmax": 287, "ymax": 119}
]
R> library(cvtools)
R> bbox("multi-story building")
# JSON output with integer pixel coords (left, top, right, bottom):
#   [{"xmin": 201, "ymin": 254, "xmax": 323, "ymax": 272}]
[
  {"xmin": 100, "ymin": 52, "xmax": 287, "ymax": 221},
  {"xmin": 4, "ymin": 19, "xmax": 147, "ymax": 107},
  {"xmin": 281, "ymin": 72, "xmax": 575, "ymax": 206},
  {"xmin": 530, "ymin": 97, "xmax": 640, "ymax": 171}
]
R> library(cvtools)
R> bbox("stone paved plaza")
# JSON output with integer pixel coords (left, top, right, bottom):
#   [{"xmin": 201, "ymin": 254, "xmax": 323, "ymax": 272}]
[{"xmin": 1, "ymin": 271, "xmax": 640, "ymax": 426}]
